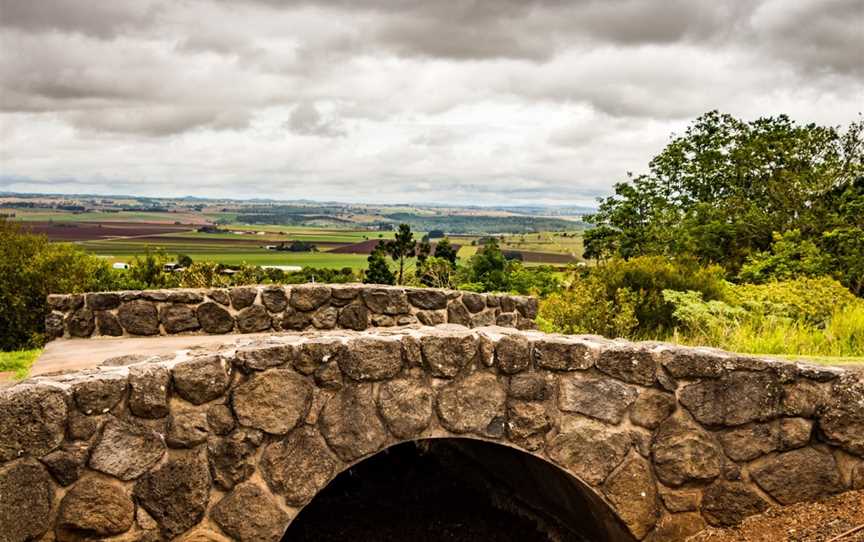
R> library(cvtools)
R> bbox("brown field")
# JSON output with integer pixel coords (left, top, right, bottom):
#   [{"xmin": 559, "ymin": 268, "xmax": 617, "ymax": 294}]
[
  {"xmin": 20, "ymin": 221, "xmax": 192, "ymax": 241},
  {"xmin": 512, "ymin": 250, "xmax": 579, "ymax": 264}
]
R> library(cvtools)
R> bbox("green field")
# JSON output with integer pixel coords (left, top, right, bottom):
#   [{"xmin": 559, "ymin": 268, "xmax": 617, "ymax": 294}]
[
  {"xmin": 183, "ymin": 230, "xmax": 393, "ymax": 244},
  {"xmin": 3, "ymin": 209, "xmax": 201, "ymax": 223},
  {"xmin": 6, "ymin": 205, "xmax": 581, "ymax": 270},
  {"xmin": 82, "ymin": 241, "xmax": 372, "ymax": 269},
  {"xmin": 221, "ymin": 224, "xmax": 397, "ymax": 239}
]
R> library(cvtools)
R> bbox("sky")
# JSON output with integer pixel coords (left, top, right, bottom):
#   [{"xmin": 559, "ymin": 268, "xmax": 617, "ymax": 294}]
[{"xmin": 0, "ymin": 0, "xmax": 862, "ymax": 206}]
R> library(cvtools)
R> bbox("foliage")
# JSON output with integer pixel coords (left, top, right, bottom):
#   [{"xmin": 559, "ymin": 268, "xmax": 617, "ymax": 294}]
[
  {"xmin": 537, "ymin": 256, "xmax": 727, "ymax": 338},
  {"xmin": 176, "ymin": 254, "xmax": 194, "ymax": 267},
  {"xmin": 506, "ymin": 264, "xmax": 561, "ymax": 297},
  {"xmin": 821, "ymin": 226, "xmax": 864, "ymax": 296},
  {"xmin": 383, "ymin": 224, "xmax": 416, "ymax": 285},
  {"xmin": 664, "ymin": 288, "xmax": 864, "ymax": 358},
  {"xmin": 416, "ymin": 256, "xmax": 456, "ymax": 289},
  {"xmin": 538, "ymin": 276, "xmax": 639, "ymax": 338},
  {"xmin": 459, "ymin": 238, "xmax": 508, "ymax": 292},
  {"xmin": 737, "ymin": 230, "xmax": 830, "ymax": 284},
  {"xmin": 727, "ymin": 276, "xmax": 860, "ymax": 325},
  {"xmin": 433, "ymin": 238, "xmax": 458, "ymax": 265},
  {"xmin": 129, "ymin": 247, "xmax": 178, "ymax": 288},
  {"xmin": 585, "ymin": 111, "xmax": 864, "ymax": 279},
  {"xmin": 365, "ymin": 245, "xmax": 395, "ymax": 285},
  {"xmin": 0, "ymin": 220, "xmax": 125, "ymax": 350},
  {"xmin": 176, "ymin": 262, "xmax": 232, "ymax": 288}
]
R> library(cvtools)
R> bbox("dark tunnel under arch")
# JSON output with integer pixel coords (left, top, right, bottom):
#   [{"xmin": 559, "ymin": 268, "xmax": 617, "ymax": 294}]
[{"xmin": 281, "ymin": 438, "xmax": 637, "ymax": 542}]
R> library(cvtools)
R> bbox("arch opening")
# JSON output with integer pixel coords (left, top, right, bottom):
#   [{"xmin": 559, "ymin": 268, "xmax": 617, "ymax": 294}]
[{"xmin": 282, "ymin": 438, "xmax": 635, "ymax": 542}]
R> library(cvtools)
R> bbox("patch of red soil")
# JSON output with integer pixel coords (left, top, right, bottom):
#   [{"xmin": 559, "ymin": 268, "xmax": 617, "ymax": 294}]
[
  {"xmin": 21, "ymin": 222, "xmax": 192, "ymax": 241},
  {"xmin": 689, "ymin": 490, "xmax": 864, "ymax": 542}
]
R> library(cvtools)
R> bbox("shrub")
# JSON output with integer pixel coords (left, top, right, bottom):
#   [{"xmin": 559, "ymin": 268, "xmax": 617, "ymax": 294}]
[
  {"xmin": 737, "ymin": 230, "xmax": 830, "ymax": 284},
  {"xmin": 539, "ymin": 256, "xmax": 728, "ymax": 339},
  {"xmin": 538, "ymin": 274, "xmax": 639, "ymax": 338},
  {"xmin": 663, "ymin": 282, "xmax": 864, "ymax": 357},
  {"xmin": 0, "ymin": 220, "xmax": 123, "ymax": 350},
  {"xmin": 728, "ymin": 276, "xmax": 859, "ymax": 325}
]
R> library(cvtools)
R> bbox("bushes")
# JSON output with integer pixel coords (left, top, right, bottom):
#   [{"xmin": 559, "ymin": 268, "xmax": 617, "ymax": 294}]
[
  {"xmin": 663, "ymin": 278, "xmax": 864, "ymax": 357},
  {"xmin": 0, "ymin": 220, "xmax": 124, "ymax": 350},
  {"xmin": 728, "ymin": 276, "xmax": 859, "ymax": 324},
  {"xmin": 538, "ymin": 277, "xmax": 638, "ymax": 338},
  {"xmin": 539, "ymin": 256, "xmax": 727, "ymax": 339},
  {"xmin": 541, "ymin": 258, "xmax": 864, "ymax": 357}
]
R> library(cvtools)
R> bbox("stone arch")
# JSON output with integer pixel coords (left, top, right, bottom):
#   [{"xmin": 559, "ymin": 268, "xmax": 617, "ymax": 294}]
[
  {"xmin": 1, "ymin": 285, "xmax": 862, "ymax": 542},
  {"xmin": 280, "ymin": 436, "xmax": 637, "ymax": 541}
]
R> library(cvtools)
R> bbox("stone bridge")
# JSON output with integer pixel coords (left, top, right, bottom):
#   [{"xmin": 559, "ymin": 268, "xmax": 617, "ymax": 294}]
[{"xmin": 1, "ymin": 285, "xmax": 862, "ymax": 542}]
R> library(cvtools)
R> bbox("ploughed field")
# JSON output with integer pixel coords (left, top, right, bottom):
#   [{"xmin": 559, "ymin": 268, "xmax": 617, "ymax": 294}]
[{"xmin": 14, "ymin": 213, "xmax": 583, "ymax": 269}]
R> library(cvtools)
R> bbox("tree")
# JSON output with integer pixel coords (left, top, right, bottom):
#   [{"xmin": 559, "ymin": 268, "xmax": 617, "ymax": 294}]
[
  {"xmin": 416, "ymin": 237, "xmax": 431, "ymax": 265},
  {"xmin": 586, "ymin": 111, "xmax": 864, "ymax": 276},
  {"xmin": 465, "ymin": 238, "xmax": 508, "ymax": 291},
  {"xmin": 176, "ymin": 253, "xmax": 194, "ymax": 268},
  {"xmin": 417, "ymin": 256, "xmax": 455, "ymax": 288},
  {"xmin": 365, "ymin": 245, "xmax": 395, "ymax": 285},
  {"xmin": 737, "ymin": 230, "xmax": 830, "ymax": 284},
  {"xmin": 433, "ymin": 238, "xmax": 458, "ymax": 265},
  {"xmin": 129, "ymin": 247, "xmax": 177, "ymax": 288},
  {"xmin": 582, "ymin": 226, "xmax": 618, "ymax": 263},
  {"xmin": 384, "ymin": 223, "xmax": 416, "ymax": 285},
  {"xmin": 0, "ymin": 219, "xmax": 125, "ymax": 350}
]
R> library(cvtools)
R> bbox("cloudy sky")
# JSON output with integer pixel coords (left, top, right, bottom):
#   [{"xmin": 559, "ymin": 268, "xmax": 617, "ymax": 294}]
[{"xmin": 0, "ymin": 0, "xmax": 861, "ymax": 206}]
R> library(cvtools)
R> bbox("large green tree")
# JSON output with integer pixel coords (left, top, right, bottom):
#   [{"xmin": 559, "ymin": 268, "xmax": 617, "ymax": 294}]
[{"xmin": 586, "ymin": 111, "xmax": 864, "ymax": 284}]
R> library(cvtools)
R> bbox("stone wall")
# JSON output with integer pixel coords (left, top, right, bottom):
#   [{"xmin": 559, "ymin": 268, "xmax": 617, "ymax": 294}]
[
  {"xmin": 2, "ymin": 326, "xmax": 863, "ymax": 541},
  {"xmin": 45, "ymin": 284, "xmax": 538, "ymax": 340}
]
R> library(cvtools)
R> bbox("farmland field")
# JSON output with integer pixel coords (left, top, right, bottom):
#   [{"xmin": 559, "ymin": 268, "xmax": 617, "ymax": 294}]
[{"xmin": 6, "ymin": 206, "xmax": 585, "ymax": 270}]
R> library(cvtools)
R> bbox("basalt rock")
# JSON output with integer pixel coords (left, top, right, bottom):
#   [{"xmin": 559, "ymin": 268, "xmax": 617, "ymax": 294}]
[
  {"xmin": 56, "ymin": 477, "xmax": 134, "ymax": 541},
  {"xmin": 0, "ymin": 460, "xmax": 55, "ymax": 541},
  {"xmin": 319, "ymin": 384, "xmax": 388, "ymax": 462},
  {"xmin": 0, "ymin": 384, "xmax": 68, "ymax": 462},
  {"xmin": 118, "ymin": 300, "xmax": 159, "ymax": 335},
  {"xmin": 377, "ymin": 375, "xmax": 433, "ymax": 439},
  {"xmin": 133, "ymin": 450, "xmax": 211, "ymax": 539},
  {"xmin": 261, "ymin": 426, "xmax": 340, "ymax": 506},
  {"xmin": 212, "ymin": 482, "xmax": 288, "ymax": 542},
  {"xmin": 231, "ymin": 369, "xmax": 312, "ymax": 435}
]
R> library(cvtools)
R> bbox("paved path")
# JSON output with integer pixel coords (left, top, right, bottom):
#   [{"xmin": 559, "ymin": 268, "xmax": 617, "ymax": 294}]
[
  {"xmin": 32, "ymin": 333, "xmax": 275, "ymax": 376},
  {"xmin": 31, "ymin": 334, "xmax": 864, "ymax": 378}
]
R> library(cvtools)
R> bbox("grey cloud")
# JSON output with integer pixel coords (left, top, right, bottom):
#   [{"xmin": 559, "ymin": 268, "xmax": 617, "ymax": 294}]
[
  {"xmin": 0, "ymin": 0, "xmax": 160, "ymax": 38},
  {"xmin": 0, "ymin": 0, "xmax": 861, "ymax": 204},
  {"xmin": 748, "ymin": 0, "xmax": 864, "ymax": 77},
  {"xmin": 286, "ymin": 103, "xmax": 346, "ymax": 137},
  {"xmin": 65, "ymin": 107, "xmax": 251, "ymax": 137}
]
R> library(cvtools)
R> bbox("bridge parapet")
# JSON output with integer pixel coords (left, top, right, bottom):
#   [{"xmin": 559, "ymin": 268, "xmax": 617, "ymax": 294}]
[
  {"xmin": 45, "ymin": 284, "xmax": 538, "ymax": 340},
  {"xmin": 1, "ymin": 325, "xmax": 862, "ymax": 541}
]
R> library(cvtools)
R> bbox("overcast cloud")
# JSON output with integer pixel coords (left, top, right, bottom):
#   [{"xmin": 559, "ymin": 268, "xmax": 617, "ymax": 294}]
[{"xmin": 0, "ymin": 0, "xmax": 861, "ymax": 205}]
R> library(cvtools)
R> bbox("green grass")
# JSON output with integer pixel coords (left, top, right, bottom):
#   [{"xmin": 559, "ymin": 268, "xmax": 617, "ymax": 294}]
[
  {"xmin": 84, "ymin": 244, "xmax": 372, "ymax": 268},
  {"xmin": 221, "ymin": 224, "xmax": 397, "ymax": 239},
  {"xmin": 0, "ymin": 349, "xmax": 41, "ymax": 380},
  {"xmin": 7, "ymin": 209, "xmax": 196, "ymax": 223}
]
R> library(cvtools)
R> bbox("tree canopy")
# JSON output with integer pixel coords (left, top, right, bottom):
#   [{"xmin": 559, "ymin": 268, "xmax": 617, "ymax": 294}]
[{"xmin": 585, "ymin": 111, "xmax": 864, "ymax": 294}]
